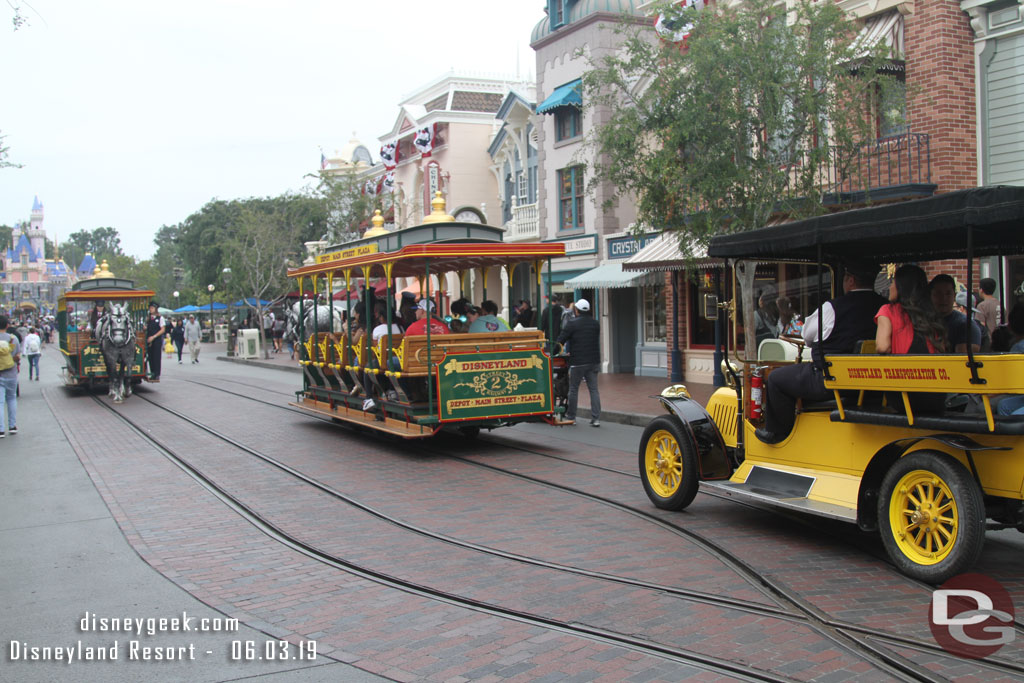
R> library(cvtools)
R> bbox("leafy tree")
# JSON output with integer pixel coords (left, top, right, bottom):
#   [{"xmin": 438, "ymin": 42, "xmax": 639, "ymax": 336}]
[
  {"xmin": 310, "ymin": 167, "xmax": 381, "ymax": 244},
  {"xmin": 223, "ymin": 206, "xmax": 301, "ymax": 357},
  {"xmin": 0, "ymin": 131, "xmax": 22, "ymax": 170},
  {"xmin": 582, "ymin": 0, "xmax": 899, "ymax": 247}
]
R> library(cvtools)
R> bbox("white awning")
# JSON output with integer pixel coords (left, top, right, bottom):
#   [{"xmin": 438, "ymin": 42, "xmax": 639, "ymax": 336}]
[
  {"xmin": 563, "ymin": 262, "xmax": 660, "ymax": 289},
  {"xmin": 621, "ymin": 233, "xmax": 717, "ymax": 272},
  {"xmin": 852, "ymin": 10, "xmax": 904, "ymax": 63}
]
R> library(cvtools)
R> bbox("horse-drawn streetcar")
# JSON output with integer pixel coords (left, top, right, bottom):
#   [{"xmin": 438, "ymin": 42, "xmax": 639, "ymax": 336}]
[
  {"xmin": 286, "ymin": 200, "xmax": 568, "ymax": 438},
  {"xmin": 58, "ymin": 265, "xmax": 153, "ymax": 399}
]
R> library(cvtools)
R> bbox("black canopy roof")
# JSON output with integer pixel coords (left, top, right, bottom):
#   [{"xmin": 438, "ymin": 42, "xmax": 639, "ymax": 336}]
[{"xmin": 707, "ymin": 186, "xmax": 1024, "ymax": 262}]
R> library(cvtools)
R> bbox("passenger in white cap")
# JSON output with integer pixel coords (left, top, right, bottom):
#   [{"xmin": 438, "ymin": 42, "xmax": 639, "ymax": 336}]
[
  {"xmin": 404, "ymin": 299, "xmax": 450, "ymax": 336},
  {"xmin": 556, "ymin": 298, "xmax": 601, "ymax": 427}
]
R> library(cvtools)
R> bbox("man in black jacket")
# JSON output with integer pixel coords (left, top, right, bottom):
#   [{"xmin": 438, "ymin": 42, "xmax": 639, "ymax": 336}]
[
  {"xmin": 145, "ymin": 302, "xmax": 167, "ymax": 381},
  {"xmin": 556, "ymin": 298, "xmax": 601, "ymax": 427}
]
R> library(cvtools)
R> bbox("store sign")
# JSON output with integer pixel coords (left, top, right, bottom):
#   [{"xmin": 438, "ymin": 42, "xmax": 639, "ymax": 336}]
[
  {"xmin": 437, "ymin": 349, "xmax": 551, "ymax": 422},
  {"xmin": 607, "ymin": 233, "xmax": 659, "ymax": 259},
  {"xmin": 543, "ymin": 234, "xmax": 597, "ymax": 256},
  {"xmin": 316, "ymin": 244, "xmax": 379, "ymax": 264}
]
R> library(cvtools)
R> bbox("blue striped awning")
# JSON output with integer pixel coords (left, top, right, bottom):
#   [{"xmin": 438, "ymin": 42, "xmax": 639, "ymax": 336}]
[{"xmin": 537, "ymin": 79, "xmax": 582, "ymax": 114}]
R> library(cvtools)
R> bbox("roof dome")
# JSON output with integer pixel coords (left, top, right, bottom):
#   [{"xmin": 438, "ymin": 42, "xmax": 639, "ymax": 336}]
[
  {"xmin": 531, "ymin": 0, "xmax": 645, "ymax": 44},
  {"xmin": 331, "ymin": 134, "xmax": 374, "ymax": 168}
]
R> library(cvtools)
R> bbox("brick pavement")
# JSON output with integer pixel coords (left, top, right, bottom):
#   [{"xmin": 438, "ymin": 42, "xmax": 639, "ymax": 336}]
[
  {"xmin": 212, "ymin": 342, "xmax": 713, "ymax": 424},
  {"xmin": 37, "ymin": 354, "xmax": 1024, "ymax": 681},
  {"xmin": 126, "ymin": 382, "xmax": 882, "ymax": 679}
]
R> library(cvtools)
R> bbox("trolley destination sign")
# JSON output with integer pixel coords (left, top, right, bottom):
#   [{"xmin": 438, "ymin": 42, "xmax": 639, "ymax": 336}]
[{"xmin": 438, "ymin": 349, "xmax": 551, "ymax": 422}]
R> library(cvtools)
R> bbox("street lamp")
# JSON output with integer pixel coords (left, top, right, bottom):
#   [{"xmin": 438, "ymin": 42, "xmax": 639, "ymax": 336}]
[
  {"xmin": 173, "ymin": 290, "xmax": 180, "ymax": 312},
  {"xmin": 207, "ymin": 284, "xmax": 215, "ymax": 342},
  {"xmin": 222, "ymin": 267, "xmax": 234, "ymax": 356}
]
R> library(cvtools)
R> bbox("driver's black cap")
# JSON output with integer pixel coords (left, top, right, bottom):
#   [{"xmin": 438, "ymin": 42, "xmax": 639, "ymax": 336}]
[{"xmin": 843, "ymin": 259, "xmax": 881, "ymax": 283}]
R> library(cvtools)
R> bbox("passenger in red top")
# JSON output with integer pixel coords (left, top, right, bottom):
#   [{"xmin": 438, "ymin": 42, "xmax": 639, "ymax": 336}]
[
  {"xmin": 875, "ymin": 264, "xmax": 946, "ymax": 354},
  {"xmin": 404, "ymin": 299, "xmax": 450, "ymax": 336}
]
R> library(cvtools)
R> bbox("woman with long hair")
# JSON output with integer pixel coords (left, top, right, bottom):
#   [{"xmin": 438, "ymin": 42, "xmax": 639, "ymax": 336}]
[{"xmin": 875, "ymin": 264, "xmax": 947, "ymax": 354}]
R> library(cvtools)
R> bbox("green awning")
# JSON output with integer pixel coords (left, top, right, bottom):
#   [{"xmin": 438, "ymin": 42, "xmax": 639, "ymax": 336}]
[
  {"xmin": 564, "ymin": 262, "xmax": 659, "ymax": 289},
  {"xmin": 537, "ymin": 79, "xmax": 582, "ymax": 114}
]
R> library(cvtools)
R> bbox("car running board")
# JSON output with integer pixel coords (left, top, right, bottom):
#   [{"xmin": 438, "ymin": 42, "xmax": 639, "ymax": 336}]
[{"xmin": 701, "ymin": 480, "xmax": 857, "ymax": 523}]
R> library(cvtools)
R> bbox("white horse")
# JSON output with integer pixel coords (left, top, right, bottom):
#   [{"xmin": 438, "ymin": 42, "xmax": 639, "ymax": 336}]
[
  {"xmin": 287, "ymin": 300, "xmax": 349, "ymax": 342},
  {"xmin": 97, "ymin": 302, "xmax": 136, "ymax": 403}
]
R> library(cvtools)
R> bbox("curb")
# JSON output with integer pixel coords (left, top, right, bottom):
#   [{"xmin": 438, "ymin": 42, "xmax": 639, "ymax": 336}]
[{"xmin": 215, "ymin": 355, "xmax": 657, "ymax": 427}]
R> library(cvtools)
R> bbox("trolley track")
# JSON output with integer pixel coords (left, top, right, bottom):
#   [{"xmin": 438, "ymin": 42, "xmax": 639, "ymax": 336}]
[
  {"xmin": 173, "ymin": 377, "xmax": 1024, "ymax": 680},
  {"xmin": 88, "ymin": 392, "xmax": 800, "ymax": 682}
]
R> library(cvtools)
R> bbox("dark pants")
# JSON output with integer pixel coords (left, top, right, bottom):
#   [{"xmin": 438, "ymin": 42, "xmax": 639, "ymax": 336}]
[
  {"xmin": 763, "ymin": 363, "xmax": 830, "ymax": 437},
  {"xmin": 148, "ymin": 339, "xmax": 162, "ymax": 378},
  {"xmin": 175, "ymin": 339, "xmax": 183, "ymax": 361},
  {"xmin": 566, "ymin": 363, "xmax": 601, "ymax": 421}
]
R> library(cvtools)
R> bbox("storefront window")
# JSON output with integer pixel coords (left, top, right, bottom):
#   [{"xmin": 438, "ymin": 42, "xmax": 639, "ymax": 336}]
[{"xmin": 643, "ymin": 285, "xmax": 666, "ymax": 343}]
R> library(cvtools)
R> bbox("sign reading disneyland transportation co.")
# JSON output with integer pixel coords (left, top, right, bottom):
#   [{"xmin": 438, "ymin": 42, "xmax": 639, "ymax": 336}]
[
  {"xmin": 437, "ymin": 349, "xmax": 552, "ymax": 422},
  {"xmin": 607, "ymin": 233, "xmax": 659, "ymax": 259},
  {"xmin": 316, "ymin": 244, "xmax": 379, "ymax": 264}
]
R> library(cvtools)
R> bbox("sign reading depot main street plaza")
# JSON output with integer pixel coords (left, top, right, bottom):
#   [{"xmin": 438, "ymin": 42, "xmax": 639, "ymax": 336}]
[{"xmin": 437, "ymin": 349, "xmax": 552, "ymax": 422}]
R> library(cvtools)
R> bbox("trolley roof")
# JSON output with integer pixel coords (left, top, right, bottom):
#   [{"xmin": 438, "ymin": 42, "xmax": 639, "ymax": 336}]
[
  {"xmin": 707, "ymin": 185, "xmax": 1024, "ymax": 262},
  {"xmin": 288, "ymin": 242, "xmax": 566, "ymax": 281},
  {"xmin": 62, "ymin": 277, "xmax": 154, "ymax": 300}
]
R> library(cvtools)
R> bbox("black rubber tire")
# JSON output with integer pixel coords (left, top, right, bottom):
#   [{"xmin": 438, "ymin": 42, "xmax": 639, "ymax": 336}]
[
  {"xmin": 877, "ymin": 450, "xmax": 985, "ymax": 584},
  {"xmin": 458, "ymin": 426, "xmax": 481, "ymax": 439},
  {"xmin": 639, "ymin": 415, "xmax": 700, "ymax": 511}
]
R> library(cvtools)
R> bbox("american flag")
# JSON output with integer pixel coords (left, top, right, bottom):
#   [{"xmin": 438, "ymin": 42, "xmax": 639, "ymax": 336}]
[{"xmin": 320, "ymin": 152, "xmax": 328, "ymax": 170}]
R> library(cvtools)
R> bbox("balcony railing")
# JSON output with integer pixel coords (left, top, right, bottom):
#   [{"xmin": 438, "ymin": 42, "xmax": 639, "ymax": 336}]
[
  {"xmin": 776, "ymin": 131, "xmax": 933, "ymax": 205},
  {"xmin": 504, "ymin": 199, "xmax": 539, "ymax": 241}
]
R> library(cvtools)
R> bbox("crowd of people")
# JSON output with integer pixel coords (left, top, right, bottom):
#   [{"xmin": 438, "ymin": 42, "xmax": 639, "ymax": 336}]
[
  {"xmin": 756, "ymin": 264, "xmax": 1024, "ymax": 444},
  {"xmin": 313, "ymin": 290, "xmax": 602, "ymax": 426}
]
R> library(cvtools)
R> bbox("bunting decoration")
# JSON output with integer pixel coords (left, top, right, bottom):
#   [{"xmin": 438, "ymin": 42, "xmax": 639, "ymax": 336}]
[
  {"xmin": 380, "ymin": 141, "xmax": 398, "ymax": 169},
  {"xmin": 413, "ymin": 124, "xmax": 435, "ymax": 157},
  {"xmin": 362, "ymin": 178, "xmax": 378, "ymax": 196},
  {"xmin": 381, "ymin": 171, "xmax": 395, "ymax": 194},
  {"xmin": 655, "ymin": 0, "xmax": 708, "ymax": 45}
]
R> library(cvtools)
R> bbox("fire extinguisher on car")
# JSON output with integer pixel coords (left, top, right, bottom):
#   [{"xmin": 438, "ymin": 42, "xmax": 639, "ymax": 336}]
[{"xmin": 749, "ymin": 366, "xmax": 764, "ymax": 419}]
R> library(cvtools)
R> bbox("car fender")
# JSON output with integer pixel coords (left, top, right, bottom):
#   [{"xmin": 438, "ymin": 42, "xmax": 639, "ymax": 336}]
[
  {"xmin": 856, "ymin": 433, "xmax": 1007, "ymax": 531},
  {"xmin": 657, "ymin": 395, "xmax": 733, "ymax": 480}
]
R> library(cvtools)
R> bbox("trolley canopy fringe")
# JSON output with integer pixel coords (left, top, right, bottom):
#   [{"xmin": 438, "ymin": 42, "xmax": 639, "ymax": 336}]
[{"xmin": 707, "ymin": 185, "xmax": 1024, "ymax": 262}]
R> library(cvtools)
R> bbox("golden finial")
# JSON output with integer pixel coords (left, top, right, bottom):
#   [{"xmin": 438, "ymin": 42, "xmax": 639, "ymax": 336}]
[
  {"xmin": 422, "ymin": 191, "xmax": 454, "ymax": 224},
  {"xmin": 363, "ymin": 209, "xmax": 390, "ymax": 238},
  {"xmin": 97, "ymin": 259, "xmax": 114, "ymax": 278}
]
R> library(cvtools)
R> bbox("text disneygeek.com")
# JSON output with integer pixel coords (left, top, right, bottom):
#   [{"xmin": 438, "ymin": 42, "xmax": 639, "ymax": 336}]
[{"xmin": 6, "ymin": 611, "xmax": 316, "ymax": 664}]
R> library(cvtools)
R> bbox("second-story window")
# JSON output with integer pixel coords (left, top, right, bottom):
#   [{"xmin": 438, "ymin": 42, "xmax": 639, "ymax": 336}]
[
  {"xmin": 558, "ymin": 166, "xmax": 584, "ymax": 231},
  {"xmin": 550, "ymin": 0, "xmax": 565, "ymax": 28},
  {"xmin": 555, "ymin": 107, "xmax": 581, "ymax": 142}
]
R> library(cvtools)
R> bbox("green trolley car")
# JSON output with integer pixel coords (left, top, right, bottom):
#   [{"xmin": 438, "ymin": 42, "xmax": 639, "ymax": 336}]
[{"xmin": 57, "ymin": 268, "xmax": 153, "ymax": 388}]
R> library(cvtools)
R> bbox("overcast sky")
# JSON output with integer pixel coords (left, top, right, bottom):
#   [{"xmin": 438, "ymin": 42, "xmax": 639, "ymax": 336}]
[{"xmin": 1, "ymin": 1, "xmax": 542, "ymax": 259}]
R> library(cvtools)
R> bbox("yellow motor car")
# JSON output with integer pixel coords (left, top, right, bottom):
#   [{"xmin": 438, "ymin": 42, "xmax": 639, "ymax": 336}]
[{"xmin": 639, "ymin": 186, "xmax": 1024, "ymax": 583}]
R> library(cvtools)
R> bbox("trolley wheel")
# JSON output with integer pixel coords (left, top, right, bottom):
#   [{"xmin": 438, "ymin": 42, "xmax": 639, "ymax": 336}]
[
  {"xmin": 639, "ymin": 415, "xmax": 699, "ymax": 511},
  {"xmin": 458, "ymin": 426, "xmax": 481, "ymax": 439},
  {"xmin": 878, "ymin": 450, "xmax": 985, "ymax": 583}
]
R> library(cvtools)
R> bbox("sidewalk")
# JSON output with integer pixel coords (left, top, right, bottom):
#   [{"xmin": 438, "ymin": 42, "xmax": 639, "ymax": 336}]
[
  {"xmin": 0, "ymin": 347, "xmax": 381, "ymax": 681},
  {"xmin": 213, "ymin": 342, "xmax": 717, "ymax": 426}
]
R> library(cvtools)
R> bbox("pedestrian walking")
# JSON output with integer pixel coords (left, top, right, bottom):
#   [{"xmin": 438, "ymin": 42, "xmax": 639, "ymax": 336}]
[
  {"xmin": 23, "ymin": 327, "xmax": 42, "ymax": 381},
  {"xmin": 184, "ymin": 314, "xmax": 202, "ymax": 364},
  {"xmin": 171, "ymin": 319, "xmax": 186, "ymax": 364},
  {"xmin": 556, "ymin": 298, "xmax": 601, "ymax": 427},
  {"xmin": 0, "ymin": 315, "xmax": 21, "ymax": 436},
  {"xmin": 145, "ymin": 302, "xmax": 166, "ymax": 380}
]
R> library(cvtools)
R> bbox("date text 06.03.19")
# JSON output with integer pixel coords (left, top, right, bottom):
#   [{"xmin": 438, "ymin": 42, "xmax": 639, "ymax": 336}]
[{"xmin": 230, "ymin": 639, "xmax": 316, "ymax": 661}]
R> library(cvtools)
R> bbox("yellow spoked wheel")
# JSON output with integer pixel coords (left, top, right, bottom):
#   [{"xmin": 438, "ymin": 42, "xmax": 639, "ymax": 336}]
[
  {"xmin": 878, "ymin": 451, "xmax": 985, "ymax": 583},
  {"xmin": 639, "ymin": 416, "xmax": 699, "ymax": 510},
  {"xmin": 888, "ymin": 470, "xmax": 958, "ymax": 565}
]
